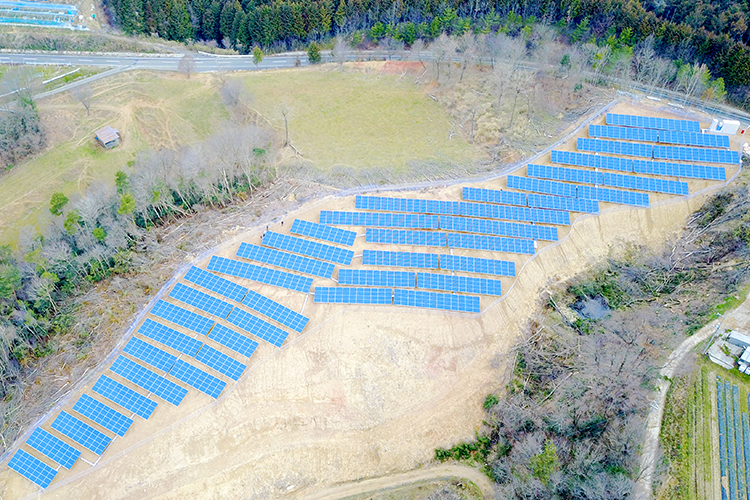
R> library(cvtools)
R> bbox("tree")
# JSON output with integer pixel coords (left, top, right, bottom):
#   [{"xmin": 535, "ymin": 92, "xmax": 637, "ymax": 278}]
[
  {"xmin": 49, "ymin": 192, "xmax": 68, "ymax": 216},
  {"xmin": 63, "ymin": 210, "xmax": 81, "ymax": 235},
  {"xmin": 178, "ymin": 54, "xmax": 196, "ymax": 79},
  {"xmin": 115, "ymin": 171, "xmax": 129, "ymax": 194},
  {"xmin": 333, "ymin": 36, "xmax": 349, "ymax": 69},
  {"xmin": 410, "ymin": 39, "xmax": 426, "ymax": 69},
  {"xmin": 430, "ymin": 34, "xmax": 456, "ymax": 83},
  {"xmin": 92, "ymin": 227, "xmax": 107, "ymax": 242},
  {"xmin": 253, "ymin": 46, "xmax": 263, "ymax": 69},
  {"xmin": 308, "ymin": 42, "xmax": 321, "ymax": 64},
  {"xmin": 117, "ymin": 193, "xmax": 136, "ymax": 215},
  {"xmin": 71, "ymin": 85, "xmax": 93, "ymax": 116}
]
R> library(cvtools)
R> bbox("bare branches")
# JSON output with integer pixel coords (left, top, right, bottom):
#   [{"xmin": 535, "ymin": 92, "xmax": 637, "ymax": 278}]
[{"xmin": 71, "ymin": 85, "xmax": 93, "ymax": 116}]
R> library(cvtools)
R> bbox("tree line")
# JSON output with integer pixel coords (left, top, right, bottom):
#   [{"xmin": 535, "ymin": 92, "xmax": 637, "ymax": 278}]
[{"xmin": 0, "ymin": 68, "xmax": 45, "ymax": 170}]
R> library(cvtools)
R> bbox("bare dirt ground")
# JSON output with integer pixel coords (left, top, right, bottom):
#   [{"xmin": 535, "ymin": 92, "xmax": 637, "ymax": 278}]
[{"xmin": 0, "ymin": 102, "xmax": 737, "ymax": 500}]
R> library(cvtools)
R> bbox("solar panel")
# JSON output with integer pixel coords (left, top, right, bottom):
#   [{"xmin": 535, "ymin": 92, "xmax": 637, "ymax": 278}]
[
  {"xmin": 393, "ymin": 289, "xmax": 480, "ymax": 313},
  {"xmin": 576, "ymin": 185, "xmax": 650, "ymax": 207},
  {"xmin": 416, "ymin": 272, "xmax": 502, "ymax": 296},
  {"xmin": 168, "ymin": 283, "xmax": 234, "ymax": 319},
  {"xmin": 527, "ymin": 163, "xmax": 603, "ymax": 185},
  {"xmin": 589, "ymin": 124, "xmax": 659, "ymax": 142},
  {"xmin": 605, "ymin": 113, "xmax": 701, "ymax": 132},
  {"xmin": 601, "ymin": 171, "xmax": 688, "ymax": 195},
  {"xmin": 551, "ymin": 150, "xmax": 633, "ymax": 172},
  {"xmin": 439, "ymin": 254, "xmax": 515, "ymax": 277},
  {"xmin": 241, "ymin": 289, "xmax": 309, "ymax": 333},
  {"xmin": 72, "ymin": 394, "xmax": 133, "ymax": 437},
  {"xmin": 356, "ymin": 195, "xmax": 460, "ymax": 215},
  {"xmin": 262, "ymin": 232, "xmax": 354, "ymax": 265},
  {"xmin": 652, "ymin": 143, "xmax": 738, "ymax": 164},
  {"xmin": 362, "ymin": 250, "xmax": 439, "ymax": 269},
  {"xmin": 7, "ymin": 449, "xmax": 57, "ymax": 488},
  {"xmin": 236, "ymin": 243, "xmax": 334, "ymax": 279},
  {"xmin": 26, "ymin": 427, "xmax": 80, "ymax": 469},
  {"xmin": 168, "ymin": 359, "xmax": 226, "ymax": 398},
  {"xmin": 461, "ymin": 187, "xmax": 527, "ymax": 206},
  {"xmin": 527, "ymin": 193, "xmax": 599, "ymax": 213},
  {"xmin": 123, "ymin": 337, "xmax": 177, "ymax": 373},
  {"xmin": 445, "ymin": 232, "xmax": 535, "ymax": 255},
  {"xmin": 577, "ymin": 138, "xmax": 654, "ymax": 158},
  {"xmin": 440, "ymin": 215, "xmax": 558, "ymax": 241},
  {"xmin": 459, "ymin": 201, "xmax": 570, "ymax": 225},
  {"xmin": 194, "ymin": 344, "xmax": 246, "ymax": 381},
  {"xmin": 207, "ymin": 323, "xmax": 259, "ymax": 358},
  {"xmin": 109, "ymin": 356, "xmax": 187, "ymax": 406},
  {"xmin": 338, "ymin": 269, "xmax": 415, "ymax": 287},
  {"xmin": 50, "ymin": 411, "xmax": 111, "ymax": 455},
  {"xmin": 183, "ymin": 266, "xmax": 248, "ymax": 303},
  {"xmin": 290, "ymin": 219, "xmax": 357, "ymax": 246},
  {"xmin": 314, "ymin": 287, "xmax": 393, "ymax": 304},
  {"xmin": 150, "ymin": 300, "xmax": 215, "ymax": 336},
  {"xmin": 320, "ymin": 211, "xmax": 440, "ymax": 229},
  {"xmin": 224, "ymin": 308, "xmax": 289, "ymax": 347},
  {"xmin": 365, "ymin": 228, "xmax": 447, "ymax": 246},
  {"xmin": 92, "ymin": 375, "xmax": 157, "ymax": 419},
  {"xmin": 507, "ymin": 175, "xmax": 577, "ymax": 198},
  {"xmin": 631, "ymin": 158, "xmax": 726, "ymax": 180},
  {"xmin": 207, "ymin": 255, "xmax": 313, "ymax": 293},
  {"xmin": 138, "ymin": 319, "xmax": 202, "ymax": 357},
  {"xmin": 658, "ymin": 129, "xmax": 731, "ymax": 148}
]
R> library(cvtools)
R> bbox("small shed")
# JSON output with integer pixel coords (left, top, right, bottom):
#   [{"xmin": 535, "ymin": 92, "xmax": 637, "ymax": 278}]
[
  {"xmin": 95, "ymin": 126, "xmax": 121, "ymax": 149},
  {"xmin": 728, "ymin": 331, "xmax": 750, "ymax": 348}
]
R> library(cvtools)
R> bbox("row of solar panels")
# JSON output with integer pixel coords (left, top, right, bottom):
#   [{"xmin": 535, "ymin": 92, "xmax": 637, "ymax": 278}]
[
  {"xmin": 507, "ymin": 176, "xmax": 650, "ymax": 207},
  {"xmin": 362, "ymin": 250, "xmax": 515, "ymax": 276},
  {"xmin": 462, "ymin": 187, "xmax": 600, "ymax": 213},
  {"xmin": 589, "ymin": 124, "xmax": 730, "ymax": 149},
  {"xmin": 314, "ymin": 287, "xmax": 481, "ymax": 313},
  {"xmin": 578, "ymin": 138, "xmax": 739, "ymax": 164},
  {"xmin": 338, "ymin": 269, "xmax": 503, "ymax": 296},
  {"xmin": 717, "ymin": 377, "xmax": 750, "ymax": 500},
  {"xmin": 526, "ymin": 164, "xmax": 689, "ymax": 195},
  {"xmin": 365, "ymin": 228, "xmax": 536, "ymax": 254},
  {"xmin": 551, "ymin": 150, "xmax": 726, "ymax": 180},
  {"xmin": 320, "ymin": 211, "xmax": 558, "ymax": 240},
  {"xmin": 606, "ymin": 113, "xmax": 701, "ymax": 132}
]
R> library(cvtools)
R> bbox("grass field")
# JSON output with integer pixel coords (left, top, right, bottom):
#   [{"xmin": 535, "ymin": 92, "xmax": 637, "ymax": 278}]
[{"xmin": 239, "ymin": 64, "xmax": 476, "ymax": 171}]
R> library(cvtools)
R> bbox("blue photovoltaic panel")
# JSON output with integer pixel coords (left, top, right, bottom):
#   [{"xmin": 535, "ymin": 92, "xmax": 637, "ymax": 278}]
[
  {"xmin": 393, "ymin": 289, "xmax": 480, "ymax": 313},
  {"xmin": 72, "ymin": 394, "xmax": 133, "ymax": 437},
  {"xmin": 92, "ymin": 375, "xmax": 157, "ymax": 419},
  {"xmin": 632, "ymin": 159, "xmax": 726, "ymax": 180},
  {"xmin": 440, "ymin": 215, "xmax": 558, "ymax": 241},
  {"xmin": 606, "ymin": 113, "xmax": 700, "ymax": 132},
  {"xmin": 652, "ymin": 144, "xmax": 738, "ymax": 164},
  {"xmin": 50, "ymin": 411, "xmax": 111, "ymax": 455},
  {"xmin": 320, "ymin": 211, "xmax": 440, "ymax": 229},
  {"xmin": 659, "ymin": 129, "xmax": 730, "ymax": 148},
  {"xmin": 290, "ymin": 219, "xmax": 357, "ymax": 246},
  {"xmin": 236, "ymin": 243, "xmax": 334, "ymax": 279},
  {"xmin": 577, "ymin": 185, "xmax": 650, "ymax": 207},
  {"xmin": 362, "ymin": 250, "xmax": 439, "ymax": 269},
  {"xmin": 338, "ymin": 269, "xmax": 415, "ymax": 287},
  {"xmin": 551, "ymin": 150, "xmax": 633, "ymax": 172},
  {"xmin": 439, "ymin": 254, "xmax": 515, "ymax": 277},
  {"xmin": 601, "ymin": 172, "xmax": 688, "ymax": 195},
  {"xmin": 527, "ymin": 193, "xmax": 599, "ymax": 213},
  {"xmin": 461, "ymin": 187, "xmax": 527, "ymax": 206},
  {"xmin": 225, "ymin": 308, "xmax": 289, "ymax": 347},
  {"xmin": 459, "ymin": 201, "xmax": 570, "ymax": 225},
  {"xmin": 138, "ymin": 319, "xmax": 202, "ymax": 357},
  {"xmin": 577, "ymin": 138, "xmax": 654, "ymax": 158},
  {"xmin": 365, "ymin": 228, "xmax": 447, "ymax": 246},
  {"xmin": 109, "ymin": 356, "xmax": 187, "ymax": 406},
  {"xmin": 527, "ymin": 163, "xmax": 603, "ymax": 185},
  {"xmin": 123, "ymin": 337, "xmax": 177, "ymax": 373},
  {"xmin": 207, "ymin": 323, "xmax": 259, "ymax": 358},
  {"xmin": 242, "ymin": 289, "xmax": 309, "ymax": 333},
  {"xmin": 314, "ymin": 287, "xmax": 393, "ymax": 304},
  {"xmin": 168, "ymin": 359, "xmax": 226, "ymax": 399},
  {"xmin": 445, "ymin": 233, "xmax": 535, "ymax": 254},
  {"xmin": 8, "ymin": 449, "xmax": 58, "ymax": 489},
  {"xmin": 507, "ymin": 175, "xmax": 577, "ymax": 198},
  {"xmin": 262, "ymin": 232, "xmax": 354, "ymax": 265},
  {"xmin": 26, "ymin": 427, "xmax": 80, "ymax": 469},
  {"xmin": 356, "ymin": 195, "xmax": 460, "ymax": 215},
  {"xmin": 194, "ymin": 344, "xmax": 246, "ymax": 381},
  {"xmin": 208, "ymin": 255, "xmax": 313, "ymax": 293},
  {"xmin": 184, "ymin": 266, "xmax": 248, "ymax": 303},
  {"xmin": 589, "ymin": 124, "xmax": 659, "ymax": 142},
  {"xmin": 150, "ymin": 300, "xmax": 214, "ymax": 336},
  {"xmin": 169, "ymin": 283, "xmax": 234, "ymax": 319},
  {"xmin": 416, "ymin": 272, "xmax": 502, "ymax": 296}
]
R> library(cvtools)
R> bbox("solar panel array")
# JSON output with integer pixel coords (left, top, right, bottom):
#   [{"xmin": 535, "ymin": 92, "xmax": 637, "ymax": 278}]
[
  {"xmin": 439, "ymin": 254, "xmax": 515, "ymax": 277},
  {"xmin": 508, "ymin": 175, "xmax": 649, "ymax": 207},
  {"xmin": 366, "ymin": 228, "xmax": 447, "ymax": 247},
  {"xmin": 394, "ymin": 289, "xmax": 480, "ymax": 313},
  {"xmin": 606, "ymin": 113, "xmax": 701, "ymax": 132},
  {"xmin": 241, "ymin": 289, "xmax": 309, "ymax": 333},
  {"xmin": 290, "ymin": 219, "xmax": 357, "ymax": 246},
  {"xmin": 92, "ymin": 375, "xmax": 157, "ymax": 419},
  {"xmin": 577, "ymin": 137, "xmax": 653, "ymax": 158},
  {"xmin": 139, "ymin": 319, "xmax": 202, "ymax": 357},
  {"xmin": 194, "ymin": 344, "xmax": 246, "ymax": 381},
  {"xmin": 578, "ymin": 137, "xmax": 738, "ymax": 164},
  {"xmin": 168, "ymin": 359, "xmax": 226, "ymax": 398},
  {"xmin": 169, "ymin": 283, "xmax": 234, "ymax": 319},
  {"xmin": 356, "ymin": 195, "xmax": 460, "ymax": 215},
  {"xmin": 26, "ymin": 427, "xmax": 80, "ymax": 469},
  {"xmin": 590, "ymin": 124, "xmax": 730, "ymax": 148},
  {"xmin": 528, "ymin": 163, "xmax": 602, "ymax": 185},
  {"xmin": 507, "ymin": 175, "xmax": 576, "ymax": 198},
  {"xmin": 362, "ymin": 250, "xmax": 439, "ymax": 269},
  {"xmin": 440, "ymin": 215, "xmax": 558, "ymax": 241},
  {"xmin": 225, "ymin": 308, "xmax": 289, "ymax": 347},
  {"xmin": 589, "ymin": 124, "xmax": 659, "ymax": 142},
  {"xmin": 124, "ymin": 337, "xmax": 177, "ymax": 372},
  {"xmin": 461, "ymin": 187, "xmax": 527, "ymax": 206},
  {"xmin": 72, "ymin": 394, "xmax": 133, "ymax": 437},
  {"xmin": 528, "ymin": 163, "xmax": 688, "ymax": 195},
  {"xmin": 208, "ymin": 256, "xmax": 313, "ymax": 293},
  {"xmin": 184, "ymin": 266, "xmax": 247, "ymax": 303},
  {"xmin": 237, "ymin": 243, "xmax": 334, "ymax": 279},
  {"xmin": 7, "ymin": 449, "xmax": 57, "ymax": 488},
  {"xmin": 339, "ymin": 269, "xmax": 415, "ymax": 287},
  {"xmin": 110, "ymin": 356, "xmax": 187, "ymax": 406},
  {"xmin": 150, "ymin": 300, "xmax": 214, "ymax": 335},
  {"xmin": 460, "ymin": 201, "xmax": 570, "ymax": 225},
  {"xmin": 315, "ymin": 287, "xmax": 393, "ymax": 304},
  {"xmin": 527, "ymin": 193, "xmax": 599, "ymax": 213},
  {"xmin": 51, "ymin": 411, "xmax": 111, "ymax": 455},
  {"xmin": 262, "ymin": 231, "xmax": 354, "ymax": 265},
  {"xmin": 207, "ymin": 323, "xmax": 259, "ymax": 358},
  {"xmin": 320, "ymin": 211, "xmax": 440, "ymax": 229},
  {"xmin": 416, "ymin": 273, "xmax": 502, "ymax": 296},
  {"xmin": 446, "ymin": 232, "xmax": 536, "ymax": 254},
  {"xmin": 576, "ymin": 185, "xmax": 649, "ymax": 207},
  {"xmin": 551, "ymin": 150, "xmax": 632, "ymax": 172}
]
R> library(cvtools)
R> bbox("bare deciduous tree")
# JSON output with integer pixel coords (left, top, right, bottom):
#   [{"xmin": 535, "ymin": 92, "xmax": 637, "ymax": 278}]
[
  {"xmin": 71, "ymin": 85, "xmax": 93, "ymax": 116},
  {"xmin": 178, "ymin": 54, "xmax": 196, "ymax": 79},
  {"xmin": 410, "ymin": 39, "xmax": 426, "ymax": 69},
  {"xmin": 333, "ymin": 36, "xmax": 349, "ymax": 69}
]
